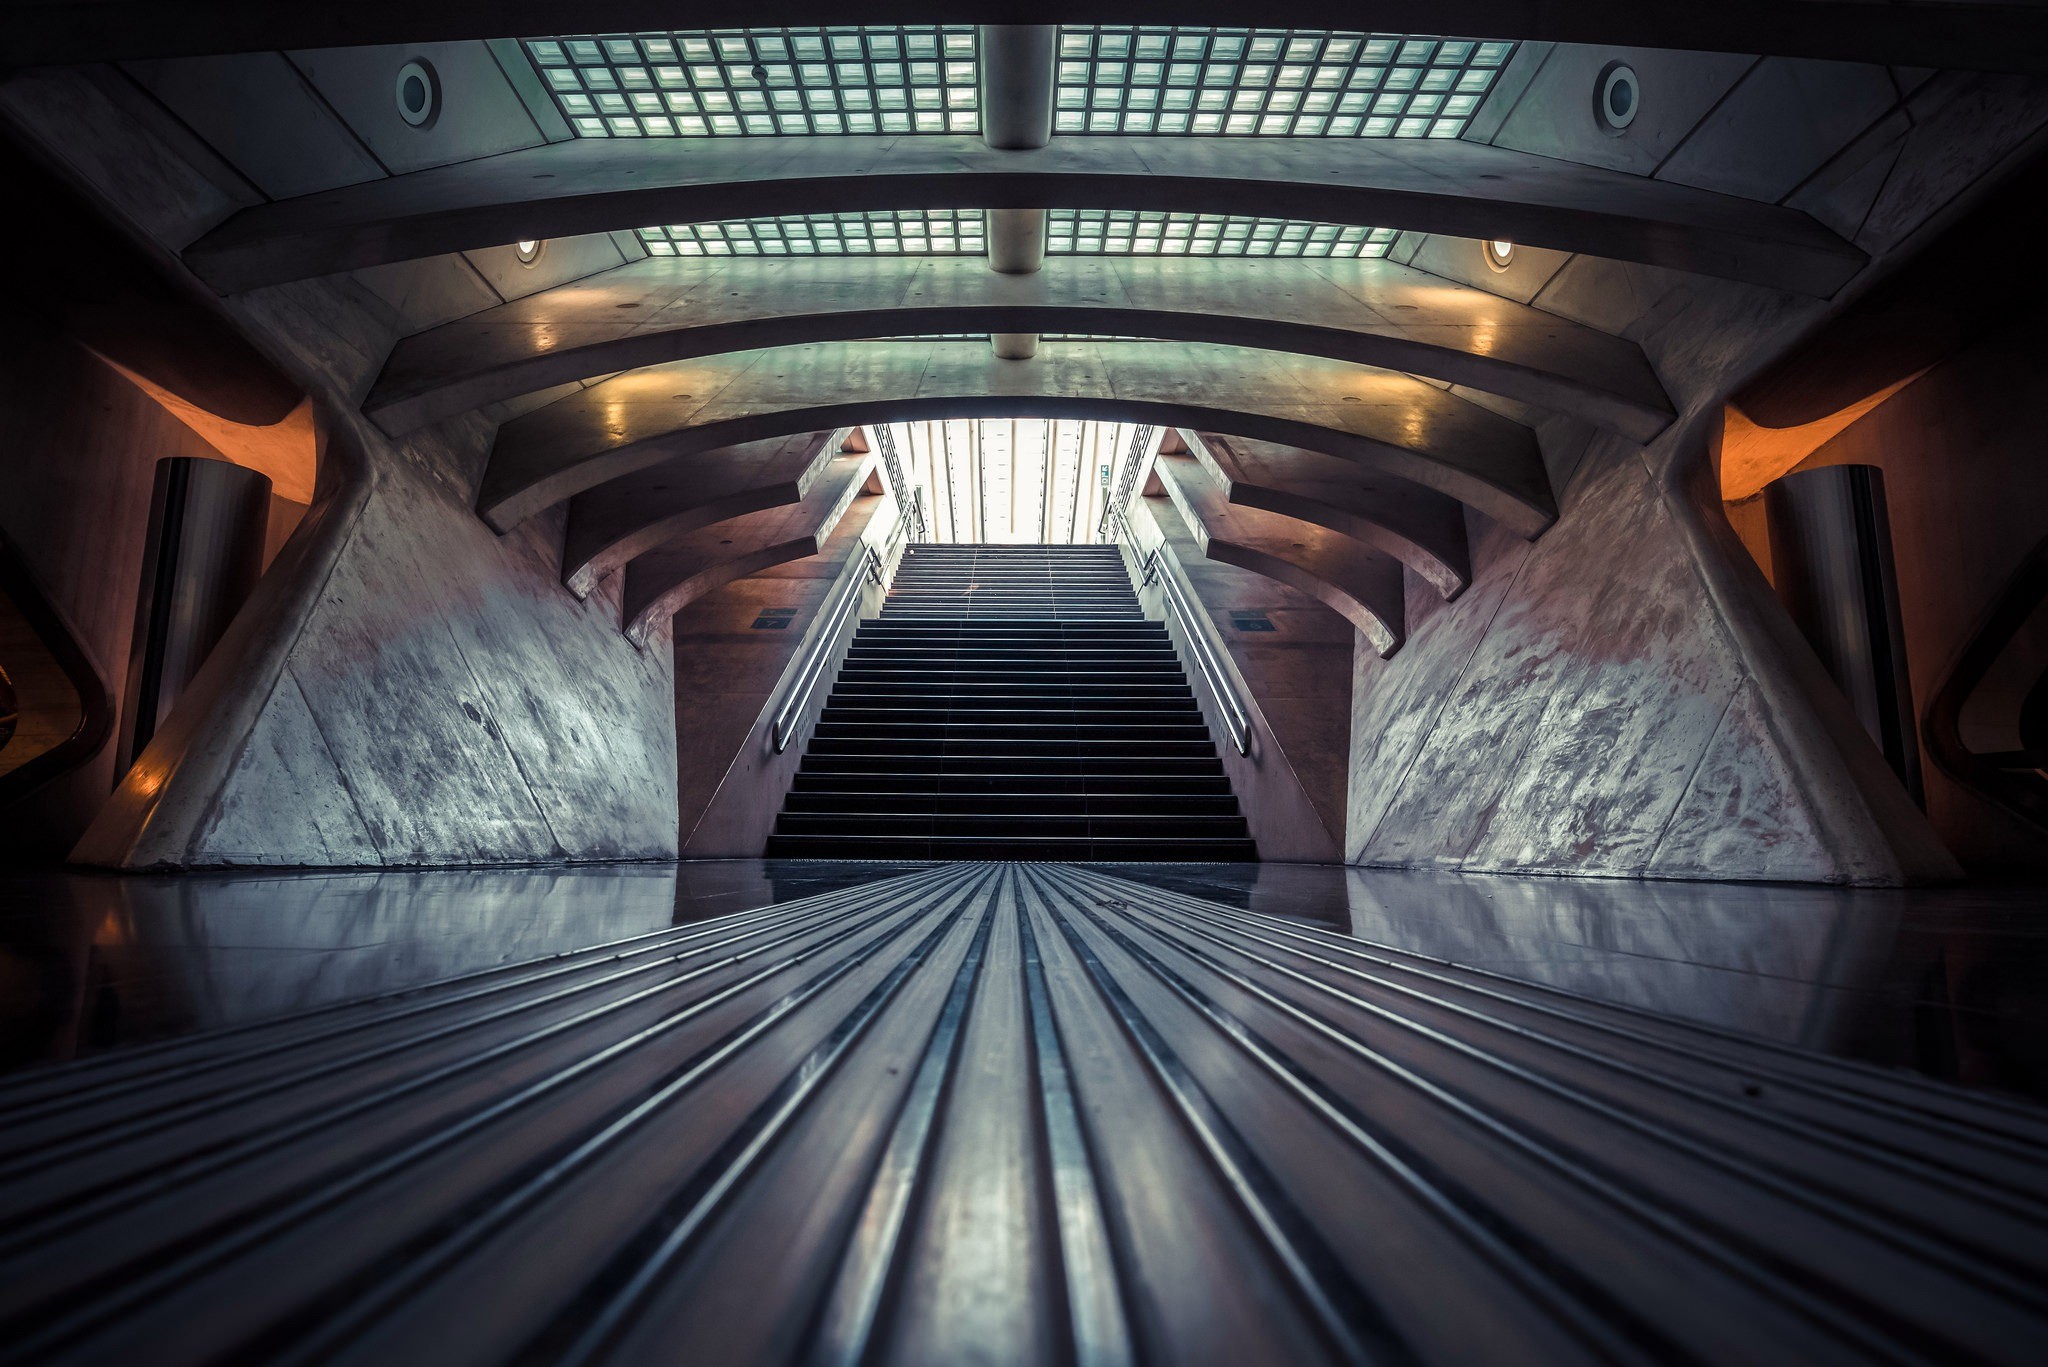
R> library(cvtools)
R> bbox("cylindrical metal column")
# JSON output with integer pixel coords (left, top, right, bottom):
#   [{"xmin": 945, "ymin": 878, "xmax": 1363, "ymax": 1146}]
[
  {"xmin": 115, "ymin": 457, "xmax": 272, "ymax": 776},
  {"xmin": 1764, "ymin": 463, "xmax": 1922, "ymax": 803}
]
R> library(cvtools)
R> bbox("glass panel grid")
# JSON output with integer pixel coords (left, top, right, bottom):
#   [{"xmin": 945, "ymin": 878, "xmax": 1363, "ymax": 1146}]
[
  {"xmin": 524, "ymin": 26, "xmax": 979, "ymax": 138},
  {"xmin": 1055, "ymin": 27, "xmax": 1514, "ymax": 138},
  {"xmin": 1048, "ymin": 210, "xmax": 1398, "ymax": 259},
  {"xmin": 638, "ymin": 211, "xmax": 985, "ymax": 256}
]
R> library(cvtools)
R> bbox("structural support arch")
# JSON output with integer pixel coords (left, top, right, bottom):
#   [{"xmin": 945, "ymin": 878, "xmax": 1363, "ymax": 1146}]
[
  {"xmin": 367, "ymin": 255, "xmax": 1673, "ymax": 441},
  {"xmin": 185, "ymin": 135, "xmax": 1865, "ymax": 296},
  {"xmin": 563, "ymin": 431, "xmax": 838, "ymax": 595},
  {"xmin": 481, "ymin": 340, "xmax": 1556, "ymax": 540},
  {"xmin": 621, "ymin": 449, "xmax": 877, "ymax": 638}
]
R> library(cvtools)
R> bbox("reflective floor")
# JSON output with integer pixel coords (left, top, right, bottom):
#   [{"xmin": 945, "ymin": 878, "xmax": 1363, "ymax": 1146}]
[{"xmin": 1, "ymin": 858, "xmax": 2044, "ymax": 1101}]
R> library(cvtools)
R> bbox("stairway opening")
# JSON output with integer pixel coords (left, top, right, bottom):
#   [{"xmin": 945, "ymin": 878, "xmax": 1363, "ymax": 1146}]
[{"xmin": 768, "ymin": 544, "xmax": 1256, "ymax": 860}]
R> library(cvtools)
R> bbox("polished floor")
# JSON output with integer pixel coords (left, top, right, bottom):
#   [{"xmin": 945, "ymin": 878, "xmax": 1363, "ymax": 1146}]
[
  {"xmin": 4, "ymin": 859, "xmax": 2044, "ymax": 1100},
  {"xmin": 1, "ymin": 860, "xmax": 2045, "ymax": 1364}
]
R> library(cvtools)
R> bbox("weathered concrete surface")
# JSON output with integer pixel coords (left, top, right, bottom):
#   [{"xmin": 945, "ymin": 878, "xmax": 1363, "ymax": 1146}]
[
  {"xmin": 481, "ymin": 339, "xmax": 1553, "ymax": 538},
  {"xmin": 1344, "ymin": 448, "xmax": 1954, "ymax": 884},
  {"xmin": 622, "ymin": 450, "xmax": 877, "ymax": 639},
  {"xmin": 1188, "ymin": 431, "xmax": 1473, "ymax": 600},
  {"xmin": 675, "ymin": 501, "xmax": 900, "ymax": 857},
  {"xmin": 6, "ymin": 68, "xmax": 682, "ymax": 868},
  {"xmin": 563, "ymin": 431, "xmax": 837, "ymax": 596},
  {"xmin": 1154, "ymin": 450, "xmax": 1407, "ymax": 657},
  {"xmin": 1120, "ymin": 498, "xmax": 1353, "ymax": 863},
  {"xmin": 365, "ymin": 255, "xmax": 1672, "ymax": 440},
  {"xmin": 182, "ymin": 133, "xmax": 1866, "ymax": 295}
]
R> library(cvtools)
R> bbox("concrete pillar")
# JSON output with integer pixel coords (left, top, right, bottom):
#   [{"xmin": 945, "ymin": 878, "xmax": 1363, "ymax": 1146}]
[
  {"xmin": 979, "ymin": 25, "xmax": 1055, "ymax": 361},
  {"xmin": 977, "ymin": 26, "xmax": 1056, "ymax": 149}
]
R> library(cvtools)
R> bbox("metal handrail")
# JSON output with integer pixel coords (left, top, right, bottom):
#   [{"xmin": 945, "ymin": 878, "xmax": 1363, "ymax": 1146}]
[
  {"xmin": 771, "ymin": 544, "xmax": 886, "ymax": 753},
  {"xmin": 1140, "ymin": 548, "xmax": 1251, "ymax": 755}
]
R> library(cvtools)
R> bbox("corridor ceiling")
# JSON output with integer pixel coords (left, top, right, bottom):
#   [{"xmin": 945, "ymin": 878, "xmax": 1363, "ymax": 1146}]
[{"xmin": 52, "ymin": 7, "xmax": 2018, "ymax": 631}]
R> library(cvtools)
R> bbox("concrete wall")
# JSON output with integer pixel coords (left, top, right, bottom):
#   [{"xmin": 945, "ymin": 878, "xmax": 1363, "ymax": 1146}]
[
  {"xmin": 1333, "ymin": 50, "xmax": 2048, "ymax": 883},
  {"xmin": 1728, "ymin": 316, "xmax": 2048, "ymax": 872},
  {"xmin": 3, "ymin": 66, "xmax": 680, "ymax": 868},
  {"xmin": 676, "ymin": 497, "xmax": 900, "ymax": 857}
]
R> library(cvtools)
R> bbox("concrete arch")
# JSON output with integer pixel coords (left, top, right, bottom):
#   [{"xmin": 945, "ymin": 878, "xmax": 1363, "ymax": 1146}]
[
  {"xmin": 563, "ymin": 431, "xmax": 837, "ymax": 596},
  {"xmin": 481, "ymin": 339, "xmax": 1555, "ymax": 540},
  {"xmin": 622, "ymin": 450, "xmax": 876, "ymax": 639},
  {"xmin": 23, "ymin": 4, "xmax": 2048, "ymax": 74},
  {"xmin": 185, "ymin": 134, "xmax": 1864, "ymax": 295},
  {"xmin": 1181, "ymin": 431, "xmax": 1472, "ymax": 599},
  {"xmin": 1154, "ymin": 450, "xmax": 1407, "ymax": 656},
  {"xmin": 367, "ymin": 255, "xmax": 1673, "ymax": 440}
]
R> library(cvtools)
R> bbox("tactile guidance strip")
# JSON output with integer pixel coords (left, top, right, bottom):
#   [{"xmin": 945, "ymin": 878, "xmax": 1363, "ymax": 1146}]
[{"xmin": 2, "ymin": 864, "xmax": 2045, "ymax": 1364}]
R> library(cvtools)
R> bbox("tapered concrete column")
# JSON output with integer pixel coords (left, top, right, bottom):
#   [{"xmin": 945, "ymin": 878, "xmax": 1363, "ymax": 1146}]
[{"xmin": 980, "ymin": 25, "xmax": 1055, "ymax": 360}]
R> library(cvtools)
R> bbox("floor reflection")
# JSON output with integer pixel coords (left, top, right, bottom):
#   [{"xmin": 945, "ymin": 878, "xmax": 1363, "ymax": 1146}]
[
  {"xmin": 1106, "ymin": 862, "xmax": 2048, "ymax": 1102},
  {"xmin": 2, "ymin": 859, "xmax": 2043, "ymax": 1101},
  {"xmin": 0, "ymin": 860, "xmax": 927, "ymax": 1073}
]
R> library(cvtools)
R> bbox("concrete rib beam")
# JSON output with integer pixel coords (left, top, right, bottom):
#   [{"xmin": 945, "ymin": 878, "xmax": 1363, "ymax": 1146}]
[
  {"xmin": 563, "ymin": 430, "xmax": 837, "ymax": 596},
  {"xmin": 367, "ymin": 255, "xmax": 1672, "ymax": 440},
  {"xmin": 184, "ymin": 135, "xmax": 1865, "ymax": 296},
  {"xmin": 621, "ymin": 450, "xmax": 876, "ymax": 639},
  {"xmin": 21, "ymin": 4, "xmax": 2048, "ymax": 75},
  {"xmin": 1184, "ymin": 431, "xmax": 1472, "ymax": 600},
  {"xmin": 479, "ymin": 339, "xmax": 1555, "ymax": 540},
  {"xmin": 1155, "ymin": 451, "xmax": 1408, "ymax": 657}
]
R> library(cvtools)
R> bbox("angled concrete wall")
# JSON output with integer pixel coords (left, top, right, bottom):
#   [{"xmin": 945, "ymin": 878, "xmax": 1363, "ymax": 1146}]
[{"xmin": 5, "ymin": 68, "xmax": 680, "ymax": 868}]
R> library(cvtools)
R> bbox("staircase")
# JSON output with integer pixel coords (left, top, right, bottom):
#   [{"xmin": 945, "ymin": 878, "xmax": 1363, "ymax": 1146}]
[{"xmin": 767, "ymin": 544, "xmax": 1257, "ymax": 860}]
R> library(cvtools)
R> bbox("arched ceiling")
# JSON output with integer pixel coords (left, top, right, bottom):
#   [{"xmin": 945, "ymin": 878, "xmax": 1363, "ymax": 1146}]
[{"xmin": 90, "ymin": 13, "xmax": 1949, "ymax": 633}]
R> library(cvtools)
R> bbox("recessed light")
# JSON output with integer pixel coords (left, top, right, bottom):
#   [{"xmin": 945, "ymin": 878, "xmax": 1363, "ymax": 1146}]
[
  {"xmin": 1596, "ymin": 61, "xmax": 1640, "ymax": 134},
  {"xmin": 1484, "ymin": 239, "xmax": 1515, "ymax": 272},
  {"xmin": 395, "ymin": 58, "xmax": 441, "ymax": 130},
  {"xmin": 514, "ymin": 239, "xmax": 544, "ymax": 266}
]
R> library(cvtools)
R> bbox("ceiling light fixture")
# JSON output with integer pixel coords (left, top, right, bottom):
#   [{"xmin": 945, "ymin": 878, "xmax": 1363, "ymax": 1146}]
[
  {"xmin": 515, "ymin": 239, "xmax": 545, "ymax": 265},
  {"xmin": 394, "ymin": 58, "xmax": 442, "ymax": 129},
  {"xmin": 1484, "ymin": 238, "xmax": 1515, "ymax": 271},
  {"xmin": 1596, "ymin": 61, "xmax": 1640, "ymax": 134}
]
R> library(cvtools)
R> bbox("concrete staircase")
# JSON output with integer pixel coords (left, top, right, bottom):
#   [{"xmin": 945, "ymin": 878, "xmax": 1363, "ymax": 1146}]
[{"xmin": 766, "ymin": 544, "xmax": 1256, "ymax": 860}]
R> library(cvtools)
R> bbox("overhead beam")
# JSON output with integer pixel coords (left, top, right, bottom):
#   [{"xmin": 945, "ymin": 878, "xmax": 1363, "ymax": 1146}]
[
  {"xmin": 562, "ymin": 430, "xmax": 837, "ymax": 595},
  {"xmin": 182, "ymin": 134, "xmax": 1866, "ymax": 296},
  {"xmin": 366, "ymin": 254, "xmax": 1674, "ymax": 441},
  {"xmin": 14, "ymin": 3, "xmax": 2048, "ymax": 74},
  {"xmin": 477, "ymin": 339, "xmax": 1555, "ymax": 540},
  {"xmin": 978, "ymin": 24, "xmax": 1056, "ymax": 360},
  {"xmin": 1154, "ymin": 451, "xmax": 1408, "ymax": 656},
  {"xmin": 621, "ymin": 449, "xmax": 876, "ymax": 639},
  {"xmin": 1184, "ymin": 431, "xmax": 1472, "ymax": 600}
]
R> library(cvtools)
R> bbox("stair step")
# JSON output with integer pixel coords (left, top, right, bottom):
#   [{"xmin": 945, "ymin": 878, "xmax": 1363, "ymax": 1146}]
[
  {"xmin": 783, "ymin": 791, "xmax": 1240, "ymax": 815},
  {"xmin": 763, "ymin": 834, "xmax": 1258, "ymax": 861}
]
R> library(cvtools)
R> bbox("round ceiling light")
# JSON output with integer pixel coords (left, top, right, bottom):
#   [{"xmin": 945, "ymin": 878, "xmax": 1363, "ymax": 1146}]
[
  {"xmin": 1596, "ymin": 61, "xmax": 1640, "ymax": 134},
  {"xmin": 1484, "ymin": 239, "xmax": 1515, "ymax": 272},
  {"xmin": 395, "ymin": 58, "xmax": 442, "ymax": 129},
  {"xmin": 515, "ymin": 239, "xmax": 545, "ymax": 266}
]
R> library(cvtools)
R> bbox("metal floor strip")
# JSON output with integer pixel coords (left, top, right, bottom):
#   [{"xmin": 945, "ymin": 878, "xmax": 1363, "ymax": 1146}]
[{"xmin": 1, "ymin": 862, "xmax": 2043, "ymax": 1365}]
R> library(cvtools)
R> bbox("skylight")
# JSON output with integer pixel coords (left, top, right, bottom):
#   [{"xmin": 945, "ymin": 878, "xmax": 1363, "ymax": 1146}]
[
  {"xmin": 1047, "ymin": 211, "xmax": 1397, "ymax": 258},
  {"xmin": 888, "ymin": 419, "xmax": 1158, "ymax": 545},
  {"xmin": 636, "ymin": 210, "xmax": 1395, "ymax": 260},
  {"xmin": 1055, "ymin": 28, "xmax": 1515, "ymax": 138},
  {"xmin": 637, "ymin": 211, "xmax": 984, "ymax": 256},
  {"xmin": 524, "ymin": 27, "xmax": 979, "ymax": 138}
]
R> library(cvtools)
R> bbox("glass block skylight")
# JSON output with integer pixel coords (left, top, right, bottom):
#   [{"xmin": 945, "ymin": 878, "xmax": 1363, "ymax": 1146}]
[
  {"xmin": 637, "ymin": 211, "xmax": 984, "ymax": 257},
  {"xmin": 634, "ymin": 211, "xmax": 1395, "ymax": 260},
  {"xmin": 1047, "ymin": 211, "xmax": 1397, "ymax": 258},
  {"xmin": 524, "ymin": 27, "xmax": 979, "ymax": 137},
  {"xmin": 1054, "ymin": 28, "xmax": 1514, "ymax": 137}
]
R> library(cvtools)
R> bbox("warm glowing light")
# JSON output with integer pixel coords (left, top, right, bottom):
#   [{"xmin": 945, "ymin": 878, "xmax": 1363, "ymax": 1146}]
[
  {"xmin": 1485, "ymin": 239, "xmax": 1515, "ymax": 270},
  {"xmin": 517, "ymin": 241, "xmax": 539, "ymax": 255}
]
